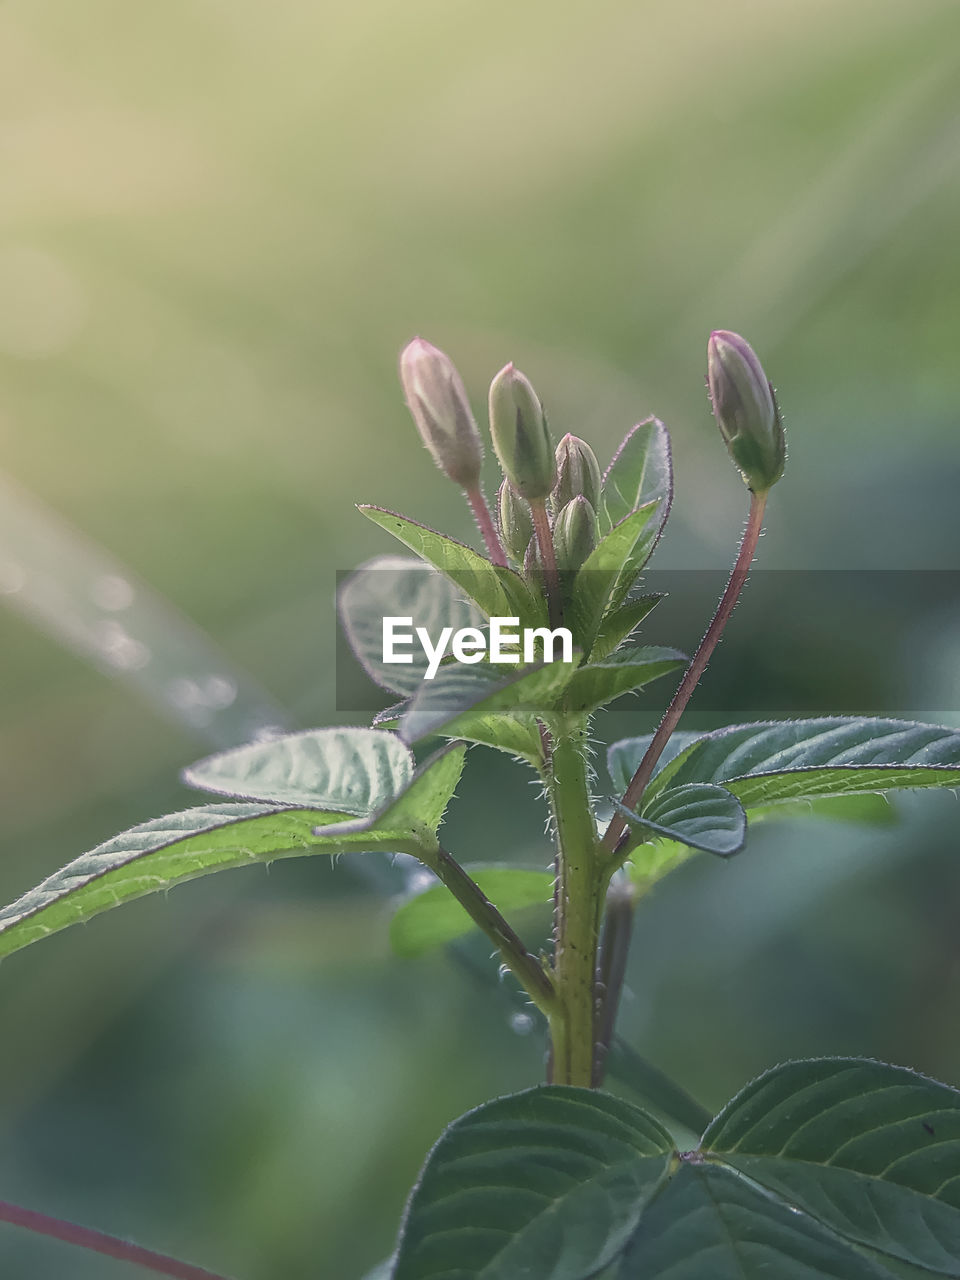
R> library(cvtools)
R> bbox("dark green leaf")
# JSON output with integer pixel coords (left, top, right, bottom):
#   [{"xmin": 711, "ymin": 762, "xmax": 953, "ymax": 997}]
[
  {"xmin": 394, "ymin": 1086, "xmax": 675, "ymax": 1280},
  {"xmin": 620, "ymin": 1162, "xmax": 896, "ymax": 1279},
  {"xmin": 570, "ymin": 503, "xmax": 660, "ymax": 646},
  {"xmin": 704, "ymin": 1057, "xmax": 960, "ymax": 1276},
  {"xmin": 590, "ymin": 594, "xmax": 663, "ymax": 662},
  {"xmin": 563, "ymin": 646, "xmax": 684, "ymax": 715},
  {"xmin": 390, "ymin": 866, "xmax": 553, "ymax": 957},
  {"xmin": 617, "ymin": 783, "xmax": 746, "ymax": 856}
]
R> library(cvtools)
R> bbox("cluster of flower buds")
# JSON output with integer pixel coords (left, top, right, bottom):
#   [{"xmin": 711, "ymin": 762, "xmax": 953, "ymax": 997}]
[{"xmin": 548, "ymin": 433, "xmax": 600, "ymax": 572}]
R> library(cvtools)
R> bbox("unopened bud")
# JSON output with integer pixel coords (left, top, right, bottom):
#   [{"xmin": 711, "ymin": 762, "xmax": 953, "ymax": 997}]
[
  {"xmin": 553, "ymin": 433, "xmax": 601, "ymax": 512},
  {"xmin": 707, "ymin": 330, "xmax": 785, "ymax": 493},
  {"xmin": 399, "ymin": 338, "xmax": 483, "ymax": 488},
  {"xmin": 488, "ymin": 363, "xmax": 555, "ymax": 501},
  {"xmin": 498, "ymin": 479, "xmax": 534, "ymax": 563},
  {"xmin": 553, "ymin": 496, "xmax": 599, "ymax": 571}
]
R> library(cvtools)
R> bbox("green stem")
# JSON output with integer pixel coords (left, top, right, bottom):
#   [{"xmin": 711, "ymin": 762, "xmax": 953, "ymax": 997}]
[
  {"xmin": 428, "ymin": 846, "xmax": 556, "ymax": 1016},
  {"xmin": 546, "ymin": 720, "xmax": 602, "ymax": 1087},
  {"xmin": 601, "ymin": 489, "xmax": 768, "ymax": 855}
]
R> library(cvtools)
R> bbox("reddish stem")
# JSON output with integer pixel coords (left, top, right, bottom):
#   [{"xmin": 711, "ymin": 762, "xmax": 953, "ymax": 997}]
[
  {"xmin": 0, "ymin": 1199, "xmax": 233, "ymax": 1280},
  {"xmin": 601, "ymin": 490, "xmax": 768, "ymax": 854},
  {"xmin": 529, "ymin": 499, "xmax": 562, "ymax": 627},
  {"xmin": 465, "ymin": 486, "xmax": 508, "ymax": 567}
]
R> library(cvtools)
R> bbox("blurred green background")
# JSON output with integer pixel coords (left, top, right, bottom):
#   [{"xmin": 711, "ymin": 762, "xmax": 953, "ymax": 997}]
[{"xmin": 2, "ymin": 1, "xmax": 960, "ymax": 1275}]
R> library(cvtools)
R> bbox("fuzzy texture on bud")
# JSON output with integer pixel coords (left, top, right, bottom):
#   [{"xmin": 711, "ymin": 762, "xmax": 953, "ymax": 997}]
[
  {"xmin": 707, "ymin": 330, "xmax": 785, "ymax": 493},
  {"xmin": 488, "ymin": 363, "xmax": 555, "ymax": 501},
  {"xmin": 498, "ymin": 479, "xmax": 534, "ymax": 563},
  {"xmin": 399, "ymin": 338, "xmax": 483, "ymax": 488},
  {"xmin": 552, "ymin": 433, "xmax": 601, "ymax": 512},
  {"xmin": 553, "ymin": 496, "xmax": 599, "ymax": 571}
]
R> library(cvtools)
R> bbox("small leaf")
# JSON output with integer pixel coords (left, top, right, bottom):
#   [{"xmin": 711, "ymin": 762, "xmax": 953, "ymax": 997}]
[
  {"xmin": 390, "ymin": 865, "xmax": 553, "ymax": 957},
  {"xmin": 571, "ymin": 502, "xmax": 660, "ymax": 647},
  {"xmin": 339, "ymin": 555, "xmax": 484, "ymax": 696},
  {"xmin": 0, "ymin": 745, "xmax": 466, "ymax": 961},
  {"xmin": 591, "ymin": 594, "xmax": 663, "ymax": 662},
  {"xmin": 393, "ymin": 1086, "xmax": 675, "ymax": 1280},
  {"xmin": 620, "ymin": 1162, "xmax": 897, "ymax": 1279},
  {"xmin": 604, "ymin": 1039, "xmax": 712, "ymax": 1140},
  {"xmin": 359, "ymin": 506, "xmax": 516, "ymax": 618},
  {"xmin": 600, "ymin": 418, "xmax": 673, "ymax": 533},
  {"xmin": 703, "ymin": 1057, "xmax": 960, "ymax": 1277},
  {"xmin": 400, "ymin": 660, "xmax": 578, "ymax": 746},
  {"xmin": 617, "ymin": 783, "xmax": 746, "ymax": 856},
  {"xmin": 183, "ymin": 727, "xmax": 414, "ymax": 815},
  {"xmin": 564, "ymin": 646, "xmax": 684, "ymax": 715}
]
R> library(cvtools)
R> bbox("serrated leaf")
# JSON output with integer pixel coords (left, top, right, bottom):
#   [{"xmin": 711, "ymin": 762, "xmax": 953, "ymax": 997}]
[
  {"xmin": 703, "ymin": 1057, "xmax": 960, "ymax": 1276},
  {"xmin": 400, "ymin": 660, "xmax": 578, "ymax": 746},
  {"xmin": 394, "ymin": 1086, "xmax": 675, "ymax": 1280},
  {"xmin": 339, "ymin": 555, "xmax": 484, "ymax": 696},
  {"xmin": 617, "ymin": 783, "xmax": 746, "ymax": 856},
  {"xmin": 359, "ymin": 506, "xmax": 516, "ymax": 619},
  {"xmin": 183, "ymin": 727, "xmax": 414, "ymax": 814},
  {"xmin": 591, "ymin": 594, "xmax": 663, "ymax": 662},
  {"xmin": 390, "ymin": 865, "xmax": 553, "ymax": 957},
  {"xmin": 563, "ymin": 646, "xmax": 684, "ymax": 715},
  {"xmin": 571, "ymin": 503, "xmax": 660, "ymax": 648},
  {"xmin": 0, "ymin": 744, "xmax": 466, "ymax": 961},
  {"xmin": 620, "ymin": 1162, "xmax": 897, "ymax": 1279},
  {"xmin": 601, "ymin": 418, "xmax": 673, "ymax": 533}
]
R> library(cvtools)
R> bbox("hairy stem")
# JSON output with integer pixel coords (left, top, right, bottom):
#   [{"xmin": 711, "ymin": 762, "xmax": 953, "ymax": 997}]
[
  {"xmin": 465, "ymin": 486, "xmax": 508, "ymax": 567},
  {"xmin": 429, "ymin": 846, "xmax": 556, "ymax": 1015},
  {"xmin": 602, "ymin": 490, "xmax": 768, "ymax": 854},
  {"xmin": 529, "ymin": 499, "xmax": 562, "ymax": 627},
  {"xmin": 0, "ymin": 1200, "xmax": 232, "ymax": 1280},
  {"xmin": 546, "ymin": 722, "xmax": 602, "ymax": 1087},
  {"xmin": 593, "ymin": 872, "xmax": 637, "ymax": 1085}
]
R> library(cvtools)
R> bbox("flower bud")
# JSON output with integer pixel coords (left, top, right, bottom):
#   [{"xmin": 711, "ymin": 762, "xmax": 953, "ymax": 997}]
[
  {"xmin": 553, "ymin": 496, "xmax": 599, "ymax": 571},
  {"xmin": 552, "ymin": 433, "xmax": 601, "ymax": 512},
  {"xmin": 707, "ymin": 330, "xmax": 785, "ymax": 493},
  {"xmin": 488, "ymin": 363, "xmax": 555, "ymax": 501},
  {"xmin": 498, "ymin": 479, "xmax": 534, "ymax": 563},
  {"xmin": 399, "ymin": 338, "xmax": 483, "ymax": 488}
]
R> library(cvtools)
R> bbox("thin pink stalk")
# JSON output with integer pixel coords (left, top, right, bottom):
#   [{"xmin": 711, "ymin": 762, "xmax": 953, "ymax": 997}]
[
  {"xmin": 0, "ymin": 1199, "xmax": 233, "ymax": 1280},
  {"xmin": 601, "ymin": 490, "xmax": 768, "ymax": 854},
  {"xmin": 465, "ymin": 486, "xmax": 508, "ymax": 566}
]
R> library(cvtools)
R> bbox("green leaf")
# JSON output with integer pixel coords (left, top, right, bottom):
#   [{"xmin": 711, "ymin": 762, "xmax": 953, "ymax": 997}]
[
  {"xmin": 390, "ymin": 865, "xmax": 553, "ymax": 957},
  {"xmin": 625, "ymin": 839, "xmax": 694, "ymax": 892},
  {"xmin": 563, "ymin": 646, "xmax": 684, "ymax": 715},
  {"xmin": 339, "ymin": 555, "xmax": 484, "ymax": 696},
  {"xmin": 570, "ymin": 502, "xmax": 660, "ymax": 648},
  {"xmin": 646, "ymin": 717, "xmax": 960, "ymax": 808},
  {"xmin": 617, "ymin": 783, "xmax": 746, "ymax": 856},
  {"xmin": 0, "ymin": 744, "xmax": 466, "ymax": 961},
  {"xmin": 703, "ymin": 1057, "xmax": 960, "ymax": 1276},
  {"xmin": 400, "ymin": 660, "xmax": 578, "ymax": 747},
  {"xmin": 620, "ymin": 1162, "xmax": 897, "ymax": 1279},
  {"xmin": 183, "ymin": 727, "xmax": 414, "ymax": 815},
  {"xmin": 591, "ymin": 594, "xmax": 663, "ymax": 662},
  {"xmin": 600, "ymin": 418, "xmax": 672, "ymax": 533},
  {"xmin": 359, "ymin": 506, "xmax": 515, "ymax": 618},
  {"xmin": 605, "ymin": 1039, "xmax": 712, "ymax": 1141},
  {"xmin": 393, "ymin": 1086, "xmax": 675, "ymax": 1280}
]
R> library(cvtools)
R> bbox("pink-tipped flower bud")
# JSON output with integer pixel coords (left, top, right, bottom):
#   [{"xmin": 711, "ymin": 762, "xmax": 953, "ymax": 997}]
[
  {"xmin": 488, "ymin": 363, "xmax": 555, "ymax": 501},
  {"xmin": 498, "ymin": 478, "xmax": 534, "ymax": 563},
  {"xmin": 553, "ymin": 495, "xmax": 599, "ymax": 571},
  {"xmin": 399, "ymin": 338, "xmax": 483, "ymax": 488},
  {"xmin": 707, "ymin": 330, "xmax": 785, "ymax": 493},
  {"xmin": 552, "ymin": 433, "xmax": 601, "ymax": 512}
]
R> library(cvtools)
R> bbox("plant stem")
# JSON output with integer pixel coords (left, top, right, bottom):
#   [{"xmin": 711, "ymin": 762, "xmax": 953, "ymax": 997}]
[
  {"xmin": 0, "ymin": 1199, "xmax": 232, "ymax": 1280},
  {"xmin": 601, "ymin": 489, "xmax": 768, "ymax": 855},
  {"xmin": 429, "ymin": 846, "xmax": 556, "ymax": 1016},
  {"xmin": 529, "ymin": 499, "xmax": 562, "ymax": 627},
  {"xmin": 546, "ymin": 722, "xmax": 602, "ymax": 1087},
  {"xmin": 593, "ymin": 872, "xmax": 637, "ymax": 1085},
  {"xmin": 465, "ymin": 486, "xmax": 508, "ymax": 567}
]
